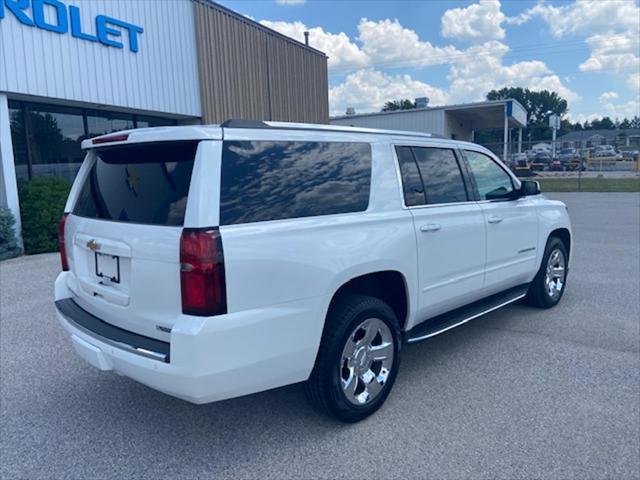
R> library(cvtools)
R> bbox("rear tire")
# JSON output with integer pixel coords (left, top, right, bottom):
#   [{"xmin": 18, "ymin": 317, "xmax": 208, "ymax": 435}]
[
  {"xmin": 305, "ymin": 294, "xmax": 402, "ymax": 423},
  {"xmin": 525, "ymin": 237, "xmax": 568, "ymax": 308}
]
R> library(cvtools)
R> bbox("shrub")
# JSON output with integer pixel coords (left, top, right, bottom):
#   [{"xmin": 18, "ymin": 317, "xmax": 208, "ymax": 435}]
[
  {"xmin": 18, "ymin": 177, "xmax": 71, "ymax": 254},
  {"xmin": 0, "ymin": 207, "xmax": 22, "ymax": 260}
]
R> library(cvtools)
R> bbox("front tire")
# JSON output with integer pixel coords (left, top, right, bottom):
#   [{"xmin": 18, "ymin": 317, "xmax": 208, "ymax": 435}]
[
  {"xmin": 525, "ymin": 237, "xmax": 568, "ymax": 308},
  {"xmin": 305, "ymin": 294, "xmax": 402, "ymax": 423}
]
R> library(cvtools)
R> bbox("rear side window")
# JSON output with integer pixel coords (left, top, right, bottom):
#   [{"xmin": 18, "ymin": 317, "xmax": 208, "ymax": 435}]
[
  {"xmin": 73, "ymin": 141, "xmax": 198, "ymax": 226},
  {"xmin": 395, "ymin": 146, "xmax": 468, "ymax": 206},
  {"xmin": 395, "ymin": 146, "xmax": 425, "ymax": 206},
  {"xmin": 411, "ymin": 147, "xmax": 468, "ymax": 204},
  {"xmin": 220, "ymin": 141, "xmax": 371, "ymax": 225}
]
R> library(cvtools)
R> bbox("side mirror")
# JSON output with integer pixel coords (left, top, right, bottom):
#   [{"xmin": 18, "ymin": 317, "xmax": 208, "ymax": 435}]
[{"xmin": 521, "ymin": 180, "xmax": 541, "ymax": 196}]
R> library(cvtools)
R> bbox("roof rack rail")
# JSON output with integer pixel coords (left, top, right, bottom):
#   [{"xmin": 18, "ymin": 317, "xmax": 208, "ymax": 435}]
[
  {"xmin": 220, "ymin": 119, "xmax": 270, "ymax": 129},
  {"xmin": 220, "ymin": 119, "xmax": 447, "ymax": 140}
]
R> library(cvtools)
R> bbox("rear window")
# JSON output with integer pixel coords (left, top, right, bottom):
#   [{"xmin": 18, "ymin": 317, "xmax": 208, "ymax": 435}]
[
  {"xmin": 73, "ymin": 141, "xmax": 198, "ymax": 226},
  {"xmin": 220, "ymin": 141, "xmax": 372, "ymax": 225}
]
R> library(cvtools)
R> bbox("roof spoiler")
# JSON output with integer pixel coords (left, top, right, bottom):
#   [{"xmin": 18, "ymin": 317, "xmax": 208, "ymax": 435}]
[{"xmin": 220, "ymin": 119, "xmax": 270, "ymax": 129}]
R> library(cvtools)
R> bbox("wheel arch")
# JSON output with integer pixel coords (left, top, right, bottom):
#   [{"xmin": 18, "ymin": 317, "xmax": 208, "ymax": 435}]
[
  {"xmin": 549, "ymin": 227, "xmax": 571, "ymax": 262},
  {"xmin": 326, "ymin": 270, "xmax": 410, "ymax": 331}
]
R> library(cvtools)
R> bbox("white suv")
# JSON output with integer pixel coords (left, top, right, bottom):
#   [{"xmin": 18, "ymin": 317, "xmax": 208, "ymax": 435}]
[{"xmin": 54, "ymin": 121, "xmax": 572, "ymax": 422}]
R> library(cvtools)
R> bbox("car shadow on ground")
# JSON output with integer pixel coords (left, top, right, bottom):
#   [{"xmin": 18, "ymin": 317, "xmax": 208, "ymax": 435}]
[{"xmin": 39, "ymin": 301, "xmax": 537, "ymax": 440}]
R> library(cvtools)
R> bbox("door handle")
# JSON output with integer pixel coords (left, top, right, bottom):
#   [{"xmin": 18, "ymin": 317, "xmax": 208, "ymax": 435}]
[
  {"xmin": 488, "ymin": 216, "xmax": 503, "ymax": 224},
  {"xmin": 420, "ymin": 223, "xmax": 442, "ymax": 232}
]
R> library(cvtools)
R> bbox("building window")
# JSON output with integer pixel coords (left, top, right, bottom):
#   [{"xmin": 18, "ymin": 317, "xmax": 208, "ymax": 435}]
[
  {"xmin": 27, "ymin": 104, "xmax": 85, "ymax": 183},
  {"xmin": 8, "ymin": 102, "xmax": 29, "ymax": 182},
  {"xmin": 86, "ymin": 110, "xmax": 135, "ymax": 138},
  {"xmin": 8, "ymin": 100, "xmax": 178, "ymax": 184},
  {"xmin": 135, "ymin": 115, "xmax": 175, "ymax": 129}
]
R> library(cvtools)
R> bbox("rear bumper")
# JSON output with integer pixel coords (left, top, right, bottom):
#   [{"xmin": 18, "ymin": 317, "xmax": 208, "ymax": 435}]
[
  {"xmin": 54, "ymin": 272, "xmax": 326, "ymax": 404},
  {"xmin": 55, "ymin": 299, "xmax": 170, "ymax": 362}
]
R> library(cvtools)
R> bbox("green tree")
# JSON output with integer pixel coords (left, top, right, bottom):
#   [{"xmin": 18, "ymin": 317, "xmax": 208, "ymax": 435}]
[
  {"xmin": 630, "ymin": 116, "xmax": 640, "ymax": 128},
  {"xmin": 382, "ymin": 99, "xmax": 416, "ymax": 112},
  {"xmin": 619, "ymin": 118, "xmax": 631, "ymax": 129},
  {"xmin": 590, "ymin": 117, "xmax": 616, "ymax": 129}
]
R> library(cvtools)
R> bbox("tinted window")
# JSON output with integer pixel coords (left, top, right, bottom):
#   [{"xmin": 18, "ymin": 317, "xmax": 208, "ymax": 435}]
[
  {"xmin": 8, "ymin": 103, "xmax": 29, "ymax": 182},
  {"xmin": 26, "ymin": 104, "xmax": 85, "ymax": 182},
  {"xmin": 395, "ymin": 146, "xmax": 425, "ymax": 206},
  {"xmin": 412, "ymin": 147, "xmax": 468, "ymax": 204},
  {"xmin": 86, "ymin": 110, "xmax": 135, "ymax": 138},
  {"xmin": 220, "ymin": 141, "xmax": 371, "ymax": 225},
  {"xmin": 465, "ymin": 150, "xmax": 515, "ymax": 200},
  {"xmin": 73, "ymin": 141, "xmax": 198, "ymax": 226}
]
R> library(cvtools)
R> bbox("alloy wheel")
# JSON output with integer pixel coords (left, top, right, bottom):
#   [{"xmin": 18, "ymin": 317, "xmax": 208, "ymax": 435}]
[{"xmin": 340, "ymin": 318, "xmax": 395, "ymax": 406}]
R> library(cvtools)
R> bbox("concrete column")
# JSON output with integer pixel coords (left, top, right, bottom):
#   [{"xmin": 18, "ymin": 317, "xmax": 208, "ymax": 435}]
[
  {"xmin": 503, "ymin": 109, "xmax": 509, "ymax": 162},
  {"xmin": 518, "ymin": 128, "xmax": 523, "ymax": 153},
  {"xmin": 0, "ymin": 93, "xmax": 22, "ymax": 246}
]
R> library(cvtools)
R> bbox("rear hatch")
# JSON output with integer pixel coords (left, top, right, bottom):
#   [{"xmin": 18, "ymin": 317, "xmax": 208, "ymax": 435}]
[{"xmin": 64, "ymin": 140, "xmax": 199, "ymax": 341}]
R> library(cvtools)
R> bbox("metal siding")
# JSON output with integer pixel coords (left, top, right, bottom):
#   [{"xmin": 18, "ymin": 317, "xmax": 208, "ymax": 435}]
[
  {"xmin": 0, "ymin": 0, "xmax": 201, "ymax": 117},
  {"xmin": 331, "ymin": 110, "xmax": 446, "ymax": 136},
  {"xmin": 193, "ymin": 0, "xmax": 328, "ymax": 124}
]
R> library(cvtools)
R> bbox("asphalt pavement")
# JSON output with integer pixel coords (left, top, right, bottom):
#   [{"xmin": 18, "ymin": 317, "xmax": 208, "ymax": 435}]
[{"xmin": 1, "ymin": 192, "xmax": 639, "ymax": 479}]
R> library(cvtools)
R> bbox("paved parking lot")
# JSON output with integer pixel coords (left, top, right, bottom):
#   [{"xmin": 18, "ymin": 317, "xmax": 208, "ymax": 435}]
[{"xmin": 1, "ymin": 193, "xmax": 639, "ymax": 479}]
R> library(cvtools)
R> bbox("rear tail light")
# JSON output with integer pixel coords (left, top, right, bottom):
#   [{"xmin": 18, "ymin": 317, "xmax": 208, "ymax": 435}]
[
  {"xmin": 59, "ymin": 213, "xmax": 69, "ymax": 271},
  {"xmin": 180, "ymin": 227, "xmax": 227, "ymax": 316}
]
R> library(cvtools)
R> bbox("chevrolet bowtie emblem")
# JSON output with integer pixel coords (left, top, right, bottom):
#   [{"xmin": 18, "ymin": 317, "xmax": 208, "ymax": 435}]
[{"xmin": 86, "ymin": 239, "xmax": 100, "ymax": 251}]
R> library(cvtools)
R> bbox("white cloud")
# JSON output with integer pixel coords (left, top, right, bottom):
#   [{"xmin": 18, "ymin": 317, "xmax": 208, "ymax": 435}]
[
  {"xmin": 275, "ymin": 0, "xmax": 305, "ymax": 4},
  {"xmin": 329, "ymin": 69, "xmax": 448, "ymax": 116},
  {"xmin": 599, "ymin": 91, "xmax": 619, "ymax": 102},
  {"xmin": 579, "ymin": 31, "xmax": 640, "ymax": 91},
  {"xmin": 441, "ymin": 0, "xmax": 507, "ymax": 42},
  {"xmin": 512, "ymin": 1, "xmax": 640, "ymax": 93},
  {"xmin": 446, "ymin": 41, "xmax": 579, "ymax": 103},
  {"xmin": 570, "ymin": 97, "xmax": 640, "ymax": 123},
  {"xmin": 263, "ymin": 15, "xmax": 578, "ymax": 114},
  {"xmin": 259, "ymin": 20, "xmax": 368, "ymax": 70},
  {"xmin": 602, "ymin": 99, "xmax": 640, "ymax": 120},
  {"xmin": 357, "ymin": 18, "xmax": 462, "ymax": 69},
  {"xmin": 567, "ymin": 112, "xmax": 601, "ymax": 124},
  {"xmin": 514, "ymin": 0, "xmax": 640, "ymax": 37}
]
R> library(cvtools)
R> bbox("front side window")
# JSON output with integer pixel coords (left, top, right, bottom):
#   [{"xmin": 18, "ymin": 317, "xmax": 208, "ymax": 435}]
[
  {"xmin": 465, "ymin": 150, "xmax": 515, "ymax": 200},
  {"xmin": 220, "ymin": 141, "xmax": 371, "ymax": 225},
  {"xmin": 411, "ymin": 147, "xmax": 468, "ymax": 204}
]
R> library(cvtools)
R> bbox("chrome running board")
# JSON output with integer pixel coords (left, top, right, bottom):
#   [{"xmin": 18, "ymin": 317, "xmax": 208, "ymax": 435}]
[{"xmin": 406, "ymin": 284, "xmax": 529, "ymax": 343}]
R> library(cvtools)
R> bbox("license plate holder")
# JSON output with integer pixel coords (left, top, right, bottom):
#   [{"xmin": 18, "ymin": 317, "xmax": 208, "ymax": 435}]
[{"xmin": 95, "ymin": 252, "xmax": 120, "ymax": 284}]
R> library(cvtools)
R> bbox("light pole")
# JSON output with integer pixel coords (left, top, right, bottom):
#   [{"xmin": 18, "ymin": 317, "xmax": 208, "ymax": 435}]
[{"xmin": 549, "ymin": 113, "xmax": 560, "ymax": 159}]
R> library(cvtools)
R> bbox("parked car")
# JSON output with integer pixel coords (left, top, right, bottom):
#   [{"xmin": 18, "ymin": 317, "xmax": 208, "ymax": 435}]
[
  {"xmin": 557, "ymin": 148, "xmax": 577, "ymax": 164},
  {"xmin": 549, "ymin": 159, "xmax": 564, "ymax": 171},
  {"xmin": 593, "ymin": 145, "xmax": 618, "ymax": 158},
  {"xmin": 514, "ymin": 158, "xmax": 534, "ymax": 176},
  {"xmin": 54, "ymin": 121, "xmax": 572, "ymax": 422},
  {"xmin": 530, "ymin": 152, "xmax": 552, "ymax": 171}
]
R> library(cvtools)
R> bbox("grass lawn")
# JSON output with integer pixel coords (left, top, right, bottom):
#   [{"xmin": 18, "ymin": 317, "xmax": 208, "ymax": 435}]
[{"xmin": 530, "ymin": 177, "xmax": 640, "ymax": 192}]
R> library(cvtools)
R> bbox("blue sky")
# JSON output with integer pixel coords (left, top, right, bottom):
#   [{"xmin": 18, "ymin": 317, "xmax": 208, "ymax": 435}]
[{"xmin": 219, "ymin": 0, "xmax": 640, "ymax": 122}]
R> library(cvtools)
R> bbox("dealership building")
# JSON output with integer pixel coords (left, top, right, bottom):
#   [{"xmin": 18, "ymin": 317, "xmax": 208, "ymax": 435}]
[
  {"xmin": 0, "ymin": 0, "xmax": 328, "ymax": 241},
  {"xmin": 331, "ymin": 98, "xmax": 528, "ymax": 160}
]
